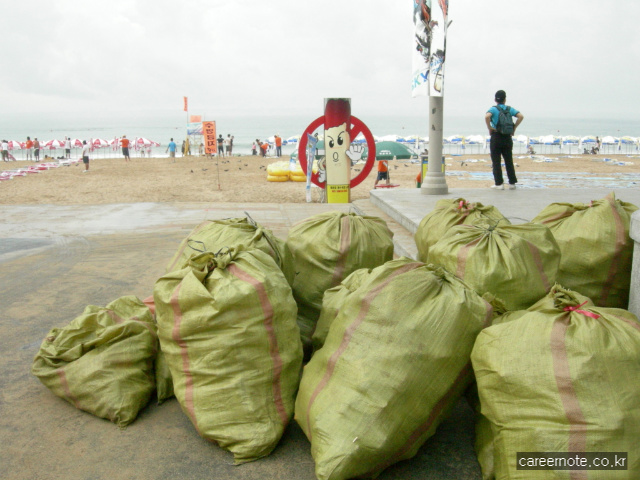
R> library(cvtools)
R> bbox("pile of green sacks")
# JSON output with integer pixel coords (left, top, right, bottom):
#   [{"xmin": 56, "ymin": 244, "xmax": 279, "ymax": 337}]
[{"xmin": 30, "ymin": 194, "xmax": 640, "ymax": 478}]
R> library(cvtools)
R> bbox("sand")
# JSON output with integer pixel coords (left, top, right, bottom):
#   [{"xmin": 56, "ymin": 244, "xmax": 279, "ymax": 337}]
[{"xmin": 1, "ymin": 152, "xmax": 638, "ymax": 205}]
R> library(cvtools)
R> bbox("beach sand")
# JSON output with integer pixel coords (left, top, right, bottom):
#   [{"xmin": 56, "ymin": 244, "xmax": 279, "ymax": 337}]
[{"xmin": 1, "ymin": 153, "xmax": 638, "ymax": 205}]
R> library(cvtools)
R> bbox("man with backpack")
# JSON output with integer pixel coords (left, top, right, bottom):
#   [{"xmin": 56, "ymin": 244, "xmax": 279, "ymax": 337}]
[{"xmin": 485, "ymin": 89, "xmax": 524, "ymax": 189}]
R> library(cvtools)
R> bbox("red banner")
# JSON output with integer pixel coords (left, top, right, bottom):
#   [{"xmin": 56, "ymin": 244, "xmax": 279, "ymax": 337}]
[
  {"xmin": 203, "ymin": 121, "xmax": 217, "ymax": 154},
  {"xmin": 183, "ymin": 96, "xmax": 188, "ymax": 112}
]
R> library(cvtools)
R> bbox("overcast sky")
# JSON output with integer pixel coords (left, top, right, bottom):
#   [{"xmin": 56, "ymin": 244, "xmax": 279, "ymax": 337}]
[{"xmin": 3, "ymin": 0, "xmax": 639, "ymax": 122}]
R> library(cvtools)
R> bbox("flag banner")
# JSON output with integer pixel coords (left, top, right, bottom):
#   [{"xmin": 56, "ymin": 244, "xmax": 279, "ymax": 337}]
[
  {"xmin": 183, "ymin": 96, "xmax": 188, "ymax": 112},
  {"xmin": 190, "ymin": 115, "xmax": 201, "ymax": 123},
  {"xmin": 187, "ymin": 122, "xmax": 203, "ymax": 135},
  {"xmin": 202, "ymin": 121, "xmax": 217, "ymax": 154},
  {"xmin": 412, "ymin": 0, "xmax": 449, "ymax": 98}
]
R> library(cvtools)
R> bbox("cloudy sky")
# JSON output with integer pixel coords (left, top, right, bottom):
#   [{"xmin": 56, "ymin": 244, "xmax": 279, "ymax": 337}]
[{"xmin": 3, "ymin": 0, "xmax": 639, "ymax": 122}]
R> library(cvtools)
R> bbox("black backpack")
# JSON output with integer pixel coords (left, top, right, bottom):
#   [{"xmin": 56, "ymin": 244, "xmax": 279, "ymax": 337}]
[{"xmin": 495, "ymin": 105, "xmax": 514, "ymax": 135}]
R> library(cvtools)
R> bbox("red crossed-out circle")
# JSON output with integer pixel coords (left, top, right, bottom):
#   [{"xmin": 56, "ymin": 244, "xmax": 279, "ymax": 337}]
[{"xmin": 297, "ymin": 115, "xmax": 376, "ymax": 189}]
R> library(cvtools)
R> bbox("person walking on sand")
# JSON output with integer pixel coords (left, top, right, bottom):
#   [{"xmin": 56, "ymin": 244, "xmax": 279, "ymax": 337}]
[
  {"xmin": 25, "ymin": 137, "xmax": 33, "ymax": 161},
  {"xmin": 121, "ymin": 135, "xmax": 131, "ymax": 162},
  {"xmin": 485, "ymin": 89, "xmax": 523, "ymax": 190},
  {"xmin": 374, "ymin": 159, "xmax": 390, "ymax": 188},
  {"xmin": 81, "ymin": 140, "xmax": 90, "ymax": 172},
  {"xmin": 34, "ymin": 138, "xmax": 40, "ymax": 162},
  {"xmin": 166, "ymin": 138, "xmax": 177, "ymax": 162}
]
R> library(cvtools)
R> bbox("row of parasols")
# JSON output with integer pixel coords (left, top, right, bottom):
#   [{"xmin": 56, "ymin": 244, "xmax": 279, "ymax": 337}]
[
  {"xmin": 3, "ymin": 137, "xmax": 160, "ymax": 151},
  {"xmin": 283, "ymin": 133, "xmax": 640, "ymax": 146}
]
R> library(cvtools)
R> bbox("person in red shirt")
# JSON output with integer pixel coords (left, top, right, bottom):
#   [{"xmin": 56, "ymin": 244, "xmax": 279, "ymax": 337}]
[
  {"xmin": 25, "ymin": 137, "xmax": 34, "ymax": 161},
  {"xmin": 260, "ymin": 141, "xmax": 269, "ymax": 157},
  {"xmin": 374, "ymin": 159, "xmax": 390, "ymax": 188},
  {"xmin": 121, "ymin": 135, "xmax": 131, "ymax": 162},
  {"xmin": 274, "ymin": 134, "xmax": 282, "ymax": 157}
]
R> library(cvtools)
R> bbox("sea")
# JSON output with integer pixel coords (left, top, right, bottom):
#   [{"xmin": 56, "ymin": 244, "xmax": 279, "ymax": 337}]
[{"xmin": 1, "ymin": 113, "xmax": 639, "ymax": 159}]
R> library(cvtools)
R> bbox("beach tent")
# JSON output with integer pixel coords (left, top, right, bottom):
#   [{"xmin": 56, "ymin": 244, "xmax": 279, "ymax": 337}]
[{"xmin": 374, "ymin": 141, "xmax": 414, "ymax": 160}]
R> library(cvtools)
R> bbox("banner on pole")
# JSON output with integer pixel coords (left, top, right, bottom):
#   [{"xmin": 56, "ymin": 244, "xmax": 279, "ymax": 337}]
[
  {"xmin": 203, "ymin": 121, "xmax": 217, "ymax": 155},
  {"xmin": 183, "ymin": 96, "xmax": 188, "ymax": 112},
  {"xmin": 412, "ymin": 0, "xmax": 449, "ymax": 97},
  {"xmin": 190, "ymin": 115, "xmax": 201, "ymax": 123},
  {"xmin": 187, "ymin": 123, "xmax": 203, "ymax": 135}
]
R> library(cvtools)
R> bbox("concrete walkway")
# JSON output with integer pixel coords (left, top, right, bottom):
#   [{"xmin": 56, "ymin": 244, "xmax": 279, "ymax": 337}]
[{"xmin": 2, "ymin": 187, "xmax": 639, "ymax": 480}]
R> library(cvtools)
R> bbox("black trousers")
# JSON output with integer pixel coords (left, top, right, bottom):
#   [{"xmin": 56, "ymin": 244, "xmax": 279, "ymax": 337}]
[{"xmin": 490, "ymin": 133, "xmax": 517, "ymax": 185}]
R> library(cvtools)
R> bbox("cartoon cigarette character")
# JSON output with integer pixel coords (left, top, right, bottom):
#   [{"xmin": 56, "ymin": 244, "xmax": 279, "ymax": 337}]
[{"xmin": 322, "ymin": 98, "xmax": 364, "ymax": 203}]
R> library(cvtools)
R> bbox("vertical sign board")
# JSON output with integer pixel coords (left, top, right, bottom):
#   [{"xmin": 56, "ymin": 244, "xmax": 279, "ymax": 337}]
[
  {"xmin": 202, "ymin": 121, "xmax": 217, "ymax": 155},
  {"xmin": 324, "ymin": 98, "xmax": 352, "ymax": 203}
]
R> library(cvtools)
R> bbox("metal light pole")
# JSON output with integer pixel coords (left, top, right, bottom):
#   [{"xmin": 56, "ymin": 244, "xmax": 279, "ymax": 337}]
[{"xmin": 421, "ymin": 95, "xmax": 448, "ymax": 194}]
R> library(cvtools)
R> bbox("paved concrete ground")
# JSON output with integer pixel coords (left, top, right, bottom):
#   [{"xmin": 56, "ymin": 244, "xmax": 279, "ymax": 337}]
[{"xmin": 3, "ymin": 188, "xmax": 639, "ymax": 480}]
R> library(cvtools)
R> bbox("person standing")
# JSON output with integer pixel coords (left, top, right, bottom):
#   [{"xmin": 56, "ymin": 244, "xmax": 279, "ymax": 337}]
[
  {"xmin": 64, "ymin": 136, "xmax": 71, "ymax": 159},
  {"xmin": 25, "ymin": 136, "xmax": 34, "ymax": 161},
  {"xmin": 229, "ymin": 135, "xmax": 234, "ymax": 156},
  {"xmin": 217, "ymin": 134, "xmax": 225, "ymax": 157},
  {"xmin": 34, "ymin": 138, "xmax": 40, "ymax": 162},
  {"xmin": 81, "ymin": 140, "xmax": 90, "ymax": 172},
  {"xmin": 166, "ymin": 138, "xmax": 177, "ymax": 162},
  {"xmin": 121, "ymin": 135, "xmax": 131, "ymax": 162},
  {"xmin": 252, "ymin": 140, "xmax": 258, "ymax": 156},
  {"xmin": 484, "ymin": 89, "xmax": 523, "ymax": 190},
  {"xmin": 274, "ymin": 134, "xmax": 282, "ymax": 157},
  {"xmin": 224, "ymin": 135, "xmax": 231, "ymax": 157}
]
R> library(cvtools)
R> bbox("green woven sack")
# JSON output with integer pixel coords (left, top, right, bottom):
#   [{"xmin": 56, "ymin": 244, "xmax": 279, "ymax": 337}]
[
  {"xmin": 286, "ymin": 211, "xmax": 394, "ymax": 358},
  {"xmin": 531, "ymin": 192, "xmax": 638, "ymax": 308},
  {"xmin": 295, "ymin": 258, "xmax": 495, "ymax": 480},
  {"xmin": 312, "ymin": 268, "xmax": 370, "ymax": 353},
  {"xmin": 428, "ymin": 222, "xmax": 560, "ymax": 311},
  {"xmin": 471, "ymin": 285, "xmax": 640, "ymax": 479},
  {"xmin": 154, "ymin": 247, "xmax": 302, "ymax": 464},
  {"xmin": 165, "ymin": 215, "xmax": 295, "ymax": 286},
  {"xmin": 415, "ymin": 198, "xmax": 510, "ymax": 262},
  {"xmin": 31, "ymin": 295, "xmax": 157, "ymax": 428}
]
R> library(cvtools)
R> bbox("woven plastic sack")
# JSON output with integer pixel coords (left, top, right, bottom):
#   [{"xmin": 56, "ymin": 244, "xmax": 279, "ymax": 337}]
[
  {"xmin": 415, "ymin": 198, "xmax": 510, "ymax": 262},
  {"xmin": 427, "ymin": 222, "xmax": 560, "ymax": 311},
  {"xmin": 165, "ymin": 215, "xmax": 294, "ymax": 286},
  {"xmin": 471, "ymin": 284, "xmax": 640, "ymax": 479},
  {"xmin": 532, "ymin": 192, "xmax": 638, "ymax": 308},
  {"xmin": 154, "ymin": 247, "xmax": 302, "ymax": 464},
  {"xmin": 31, "ymin": 295, "xmax": 157, "ymax": 428},
  {"xmin": 312, "ymin": 268, "xmax": 371, "ymax": 353},
  {"xmin": 286, "ymin": 211, "xmax": 394, "ymax": 357},
  {"xmin": 295, "ymin": 258, "xmax": 495, "ymax": 480}
]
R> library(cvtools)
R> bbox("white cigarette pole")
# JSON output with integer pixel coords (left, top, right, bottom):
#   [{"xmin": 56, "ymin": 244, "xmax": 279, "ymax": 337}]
[{"xmin": 421, "ymin": 95, "xmax": 448, "ymax": 194}]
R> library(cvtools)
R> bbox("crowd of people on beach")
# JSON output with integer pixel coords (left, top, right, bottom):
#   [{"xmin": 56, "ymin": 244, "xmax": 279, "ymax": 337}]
[{"xmin": 251, "ymin": 135, "xmax": 283, "ymax": 158}]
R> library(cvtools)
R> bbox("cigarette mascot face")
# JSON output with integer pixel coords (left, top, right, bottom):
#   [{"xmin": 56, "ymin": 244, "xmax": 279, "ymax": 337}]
[{"xmin": 324, "ymin": 99, "xmax": 351, "ymax": 184}]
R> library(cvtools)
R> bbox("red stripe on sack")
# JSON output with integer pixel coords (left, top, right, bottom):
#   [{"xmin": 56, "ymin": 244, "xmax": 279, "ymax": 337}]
[
  {"xmin": 170, "ymin": 283, "xmax": 199, "ymax": 433},
  {"xmin": 550, "ymin": 315, "xmax": 588, "ymax": 480},
  {"xmin": 166, "ymin": 221, "xmax": 210, "ymax": 272},
  {"xmin": 526, "ymin": 240, "xmax": 551, "ymax": 292},
  {"xmin": 599, "ymin": 196, "xmax": 625, "ymax": 305},
  {"xmin": 609, "ymin": 313, "xmax": 640, "ymax": 333},
  {"xmin": 305, "ymin": 262, "xmax": 422, "ymax": 439},
  {"xmin": 228, "ymin": 263, "xmax": 288, "ymax": 426},
  {"xmin": 456, "ymin": 235, "xmax": 481, "ymax": 279},
  {"xmin": 331, "ymin": 216, "xmax": 352, "ymax": 288},
  {"xmin": 56, "ymin": 368, "xmax": 81, "ymax": 409},
  {"xmin": 106, "ymin": 309, "xmax": 125, "ymax": 324},
  {"xmin": 364, "ymin": 364, "xmax": 473, "ymax": 477},
  {"xmin": 540, "ymin": 210, "xmax": 575, "ymax": 225}
]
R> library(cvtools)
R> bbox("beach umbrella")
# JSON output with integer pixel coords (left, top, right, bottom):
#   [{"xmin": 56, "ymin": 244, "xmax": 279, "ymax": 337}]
[
  {"xmin": 379, "ymin": 134, "xmax": 405, "ymax": 142},
  {"xmin": 7, "ymin": 140, "xmax": 24, "ymax": 150},
  {"xmin": 92, "ymin": 138, "xmax": 109, "ymax": 148},
  {"xmin": 621, "ymin": 136, "xmax": 637, "ymax": 144},
  {"xmin": 601, "ymin": 136, "xmax": 617, "ymax": 145},
  {"xmin": 136, "ymin": 137, "xmax": 160, "ymax": 147},
  {"xmin": 562, "ymin": 136, "xmax": 580, "ymax": 145},
  {"xmin": 374, "ymin": 141, "xmax": 414, "ymax": 160},
  {"xmin": 285, "ymin": 135, "xmax": 300, "ymax": 144},
  {"xmin": 580, "ymin": 136, "xmax": 597, "ymax": 144},
  {"xmin": 446, "ymin": 135, "xmax": 464, "ymax": 144},
  {"xmin": 70, "ymin": 139, "xmax": 84, "ymax": 147},
  {"xmin": 466, "ymin": 135, "xmax": 485, "ymax": 144},
  {"xmin": 44, "ymin": 139, "xmax": 65, "ymax": 149}
]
